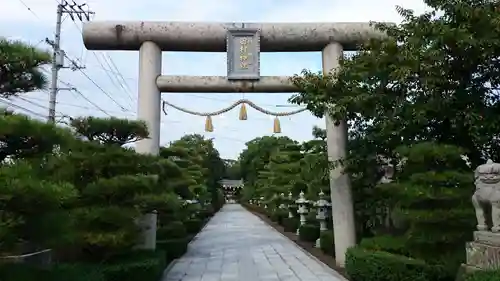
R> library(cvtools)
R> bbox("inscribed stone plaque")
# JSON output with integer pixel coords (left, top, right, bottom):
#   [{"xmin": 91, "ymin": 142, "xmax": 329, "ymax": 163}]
[{"xmin": 226, "ymin": 28, "xmax": 260, "ymax": 80}]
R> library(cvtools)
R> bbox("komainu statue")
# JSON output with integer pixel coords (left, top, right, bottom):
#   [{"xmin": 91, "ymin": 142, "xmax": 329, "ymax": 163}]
[{"xmin": 472, "ymin": 159, "xmax": 500, "ymax": 232}]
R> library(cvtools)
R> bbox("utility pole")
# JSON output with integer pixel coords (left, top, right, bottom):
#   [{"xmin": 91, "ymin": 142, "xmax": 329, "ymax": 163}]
[{"xmin": 47, "ymin": 1, "xmax": 94, "ymax": 123}]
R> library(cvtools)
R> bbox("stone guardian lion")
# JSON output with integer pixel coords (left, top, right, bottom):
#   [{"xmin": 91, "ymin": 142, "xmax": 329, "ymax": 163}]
[{"xmin": 472, "ymin": 159, "xmax": 500, "ymax": 232}]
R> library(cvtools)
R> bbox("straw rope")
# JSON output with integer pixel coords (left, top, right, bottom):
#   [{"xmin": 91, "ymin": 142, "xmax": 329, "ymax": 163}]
[{"xmin": 161, "ymin": 99, "xmax": 307, "ymax": 117}]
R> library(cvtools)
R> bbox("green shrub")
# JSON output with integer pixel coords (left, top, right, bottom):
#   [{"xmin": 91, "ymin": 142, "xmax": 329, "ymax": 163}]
[
  {"xmin": 270, "ymin": 209, "xmax": 287, "ymax": 225},
  {"xmin": 156, "ymin": 236, "xmax": 191, "ymax": 262},
  {"xmin": 345, "ymin": 247, "xmax": 447, "ymax": 281},
  {"xmin": 269, "ymin": 210, "xmax": 279, "ymax": 222},
  {"xmin": 262, "ymin": 208, "xmax": 271, "ymax": 218},
  {"xmin": 305, "ymin": 212, "xmax": 318, "ymax": 224},
  {"xmin": 50, "ymin": 264, "xmax": 106, "ymax": 281},
  {"xmin": 359, "ymin": 235, "xmax": 410, "ymax": 256},
  {"xmin": 183, "ymin": 218, "xmax": 203, "ymax": 234},
  {"xmin": 282, "ymin": 217, "xmax": 299, "ymax": 233},
  {"xmin": 198, "ymin": 207, "xmax": 214, "ymax": 219},
  {"xmin": 0, "ymin": 263, "xmax": 105, "ymax": 281},
  {"xmin": 157, "ymin": 221, "xmax": 187, "ymax": 240},
  {"xmin": 464, "ymin": 270, "xmax": 500, "ymax": 281},
  {"xmin": 319, "ymin": 231, "xmax": 334, "ymax": 256},
  {"xmin": 360, "ymin": 235, "xmax": 462, "ymax": 278},
  {"xmin": 326, "ymin": 218, "xmax": 333, "ymax": 230},
  {"xmin": 100, "ymin": 250, "xmax": 166, "ymax": 281},
  {"xmin": 299, "ymin": 224, "xmax": 320, "ymax": 243}
]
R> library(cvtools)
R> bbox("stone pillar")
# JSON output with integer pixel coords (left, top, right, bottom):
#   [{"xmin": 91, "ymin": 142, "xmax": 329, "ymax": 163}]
[
  {"xmin": 136, "ymin": 210, "xmax": 158, "ymax": 250},
  {"xmin": 136, "ymin": 41, "xmax": 162, "ymax": 155},
  {"xmin": 322, "ymin": 42, "xmax": 356, "ymax": 266}
]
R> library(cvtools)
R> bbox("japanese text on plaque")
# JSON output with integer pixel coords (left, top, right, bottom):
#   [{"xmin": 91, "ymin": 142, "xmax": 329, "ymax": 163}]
[{"xmin": 239, "ymin": 37, "xmax": 253, "ymax": 69}]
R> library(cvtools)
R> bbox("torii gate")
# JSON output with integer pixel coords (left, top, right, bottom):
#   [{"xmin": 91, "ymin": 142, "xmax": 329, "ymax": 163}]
[{"xmin": 82, "ymin": 21, "xmax": 384, "ymax": 266}]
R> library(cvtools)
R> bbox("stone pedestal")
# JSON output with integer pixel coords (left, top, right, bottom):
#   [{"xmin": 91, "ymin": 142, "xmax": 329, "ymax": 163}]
[
  {"xmin": 135, "ymin": 211, "xmax": 158, "ymax": 250},
  {"xmin": 465, "ymin": 231, "xmax": 500, "ymax": 270}
]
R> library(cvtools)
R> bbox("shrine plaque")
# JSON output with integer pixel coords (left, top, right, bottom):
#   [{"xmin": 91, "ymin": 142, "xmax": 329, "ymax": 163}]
[{"xmin": 226, "ymin": 28, "xmax": 260, "ymax": 80}]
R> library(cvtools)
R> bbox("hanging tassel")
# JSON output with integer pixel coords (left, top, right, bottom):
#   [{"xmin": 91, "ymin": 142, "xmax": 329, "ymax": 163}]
[
  {"xmin": 273, "ymin": 117, "xmax": 281, "ymax": 133},
  {"xmin": 239, "ymin": 103, "xmax": 248, "ymax": 120},
  {"xmin": 205, "ymin": 116, "xmax": 213, "ymax": 132}
]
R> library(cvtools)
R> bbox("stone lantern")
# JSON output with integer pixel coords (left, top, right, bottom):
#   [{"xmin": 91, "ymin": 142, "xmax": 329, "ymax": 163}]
[
  {"xmin": 315, "ymin": 190, "xmax": 329, "ymax": 248},
  {"xmin": 295, "ymin": 191, "xmax": 309, "ymax": 235},
  {"xmin": 287, "ymin": 192, "xmax": 294, "ymax": 218}
]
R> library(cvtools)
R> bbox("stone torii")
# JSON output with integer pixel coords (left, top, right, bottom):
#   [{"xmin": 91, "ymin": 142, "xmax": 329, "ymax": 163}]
[{"xmin": 82, "ymin": 21, "xmax": 385, "ymax": 266}]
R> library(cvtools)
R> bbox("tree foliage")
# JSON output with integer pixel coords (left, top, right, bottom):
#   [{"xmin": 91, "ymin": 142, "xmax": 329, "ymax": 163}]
[
  {"xmin": 222, "ymin": 159, "xmax": 241, "ymax": 180},
  {"xmin": 0, "ymin": 39, "xmax": 51, "ymax": 97},
  {"xmin": 239, "ymin": 136, "xmax": 296, "ymax": 188},
  {"xmin": 70, "ymin": 116, "xmax": 149, "ymax": 146},
  {"xmin": 0, "ymin": 113, "xmax": 72, "ymax": 162},
  {"xmin": 291, "ymin": 0, "xmax": 500, "ymax": 166},
  {"xmin": 287, "ymin": 0, "xmax": 500, "ymax": 274},
  {"xmin": 239, "ymin": 130, "xmax": 329, "ymax": 203},
  {"xmin": 0, "ymin": 37, "xmax": 221, "ymax": 272},
  {"xmin": 0, "ymin": 114, "xmax": 219, "ymax": 262},
  {"xmin": 163, "ymin": 134, "xmax": 225, "ymax": 210}
]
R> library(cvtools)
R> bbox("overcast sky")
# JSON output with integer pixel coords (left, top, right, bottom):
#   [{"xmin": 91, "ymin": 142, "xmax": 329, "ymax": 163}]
[{"xmin": 1, "ymin": 0, "xmax": 429, "ymax": 159}]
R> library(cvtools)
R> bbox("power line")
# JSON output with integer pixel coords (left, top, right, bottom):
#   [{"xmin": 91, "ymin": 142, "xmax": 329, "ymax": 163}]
[
  {"xmin": 70, "ymin": 20, "xmax": 136, "ymax": 109},
  {"xmin": 63, "ymin": 19, "xmax": 131, "ymax": 112},
  {"xmin": 26, "ymin": 95, "xmax": 131, "ymax": 116},
  {"xmin": 17, "ymin": 0, "xmax": 43, "ymax": 20},
  {"xmin": 39, "ymin": 68, "xmax": 112, "ymax": 115},
  {"xmin": 0, "ymin": 98, "xmax": 47, "ymax": 120},
  {"xmin": 74, "ymin": 59, "xmax": 130, "ymax": 112}
]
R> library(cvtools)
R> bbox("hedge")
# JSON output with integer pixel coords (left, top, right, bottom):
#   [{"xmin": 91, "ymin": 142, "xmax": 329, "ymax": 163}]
[
  {"xmin": 156, "ymin": 236, "xmax": 191, "ymax": 262},
  {"xmin": 361, "ymin": 235, "xmax": 465, "ymax": 278},
  {"xmin": 0, "ymin": 263, "xmax": 105, "ymax": 281},
  {"xmin": 198, "ymin": 207, "xmax": 214, "ymax": 219},
  {"xmin": 0, "ymin": 250, "xmax": 166, "ymax": 281},
  {"xmin": 359, "ymin": 235, "xmax": 410, "ymax": 256},
  {"xmin": 184, "ymin": 218, "xmax": 204, "ymax": 234},
  {"xmin": 157, "ymin": 221, "xmax": 187, "ymax": 240},
  {"xmin": 270, "ymin": 209, "xmax": 288, "ymax": 225},
  {"xmin": 345, "ymin": 247, "xmax": 448, "ymax": 281},
  {"xmin": 99, "ymin": 250, "xmax": 166, "ymax": 281},
  {"xmin": 463, "ymin": 269, "xmax": 500, "ymax": 281},
  {"xmin": 298, "ymin": 224, "xmax": 320, "ymax": 243},
  {"xmin": 319, "ymin": 231, "xmax": 334, "ymax": 256},
  {"xmin": 282, "ymin": 217, "xmax": 299, "ymax": 233}
]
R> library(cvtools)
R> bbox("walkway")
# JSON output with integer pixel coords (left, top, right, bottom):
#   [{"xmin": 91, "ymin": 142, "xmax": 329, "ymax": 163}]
[{"xmin": 162, "ymin": 204, "xmax": 345, "ymax": 281}]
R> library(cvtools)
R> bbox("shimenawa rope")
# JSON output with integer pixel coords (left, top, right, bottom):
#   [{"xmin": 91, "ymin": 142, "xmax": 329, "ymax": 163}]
[{"xmin": 162, "ymin": 99, "xmax": 307, "ymax": 133}]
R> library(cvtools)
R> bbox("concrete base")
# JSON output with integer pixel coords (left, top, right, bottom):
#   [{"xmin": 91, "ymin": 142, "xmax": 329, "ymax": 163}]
[
  {"xmin": 315, "ymin": 237, "xmax": 321, "ymax": 248},
  {"xmin": 455, "ymin": 264, "xmax": 480, "ymax": 281},
  {"xmin": 474, "ymin": 231, "xmax": 500, "ymax": 245},
  {"xmin": 465, "ymin": 240, "xmax": 500, "ymax": 270}
]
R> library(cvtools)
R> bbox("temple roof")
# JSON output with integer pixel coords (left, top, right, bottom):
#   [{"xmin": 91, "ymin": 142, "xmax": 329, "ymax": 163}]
[{"xmin": 219, "ymin": 179, "xmax": 244, "ymax": 187}]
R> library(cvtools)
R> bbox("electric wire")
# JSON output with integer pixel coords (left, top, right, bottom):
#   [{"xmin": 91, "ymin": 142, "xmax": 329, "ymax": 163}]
[
  {"xmin": 16, "ymin": 0, "xmax": 123, "ymax": 115},
  {"xmin": 0, "ymin": 98, "xmax": 48, "ymax": 119}
]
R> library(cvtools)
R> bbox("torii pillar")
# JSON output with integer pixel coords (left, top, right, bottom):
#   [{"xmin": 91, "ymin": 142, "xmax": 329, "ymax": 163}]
[{"xmin": 82, "ymin": 21, "xmax": 386, "ymax": 266}]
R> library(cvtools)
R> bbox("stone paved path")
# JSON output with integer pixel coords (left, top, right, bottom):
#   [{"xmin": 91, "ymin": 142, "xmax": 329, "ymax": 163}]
[{"xmin": 162, "ymin": 204, "xmax": 345, "ymax": 281}]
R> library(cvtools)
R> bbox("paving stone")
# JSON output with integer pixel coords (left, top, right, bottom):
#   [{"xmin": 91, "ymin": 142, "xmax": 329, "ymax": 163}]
[{"xmin": 161, "ymin": 204, "xmax": 345, "ymax": 281}]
